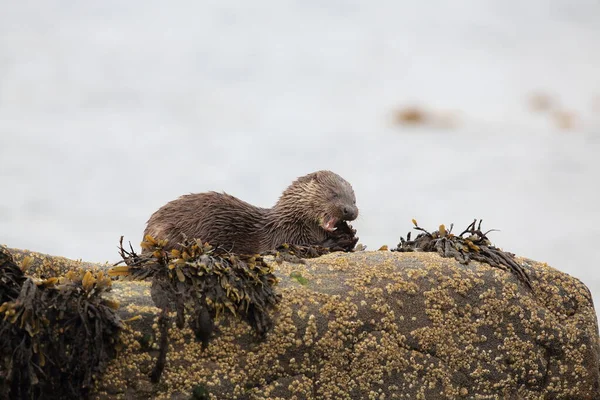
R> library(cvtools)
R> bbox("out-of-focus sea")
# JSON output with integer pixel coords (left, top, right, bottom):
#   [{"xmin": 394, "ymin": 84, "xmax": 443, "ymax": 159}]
[{"xmin": 1, "ymin": 1, "xmax": 599, "ymax": 312}]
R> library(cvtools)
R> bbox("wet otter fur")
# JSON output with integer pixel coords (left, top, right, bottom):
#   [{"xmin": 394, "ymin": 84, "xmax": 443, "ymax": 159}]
[{"xmin": 143, "ymin": 170, "xmax": 359, "ymax": 254}]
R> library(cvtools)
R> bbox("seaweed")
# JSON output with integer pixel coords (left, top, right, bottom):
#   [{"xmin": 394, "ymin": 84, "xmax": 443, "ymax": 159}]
[
  {"xmin": 264, "ymin": 243, "xmax": 334, "ymax": 264},
  {"xmin": 190, "ymin": 384, "xmax": 210, "ymax": 399},
  {"xmin": 320, "ymin": 221, "xmax": 359, "ymax": 252},
  {"xmin": 112, "ymin": 235, "xmax": 281, "ymax": 383},
  {"xmin": 0, "ymin": 249, "xmax": 27, "ymax": 305},
  {"xmin": 393, "ymin": 219, "xmax": 532, "ymax": 290},
  {"xmin": 0, "ymin": 247, "xmax": 123, "ymax": 400},
  {"xmin": 264, "ymin": 221, "xmax": 359, "ymax": 264}
]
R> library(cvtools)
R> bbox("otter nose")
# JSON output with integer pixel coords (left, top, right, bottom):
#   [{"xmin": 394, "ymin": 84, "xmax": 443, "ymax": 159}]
[{"xmin": 342, "ymin": 206, "xmax": 358, "ymax": 221}]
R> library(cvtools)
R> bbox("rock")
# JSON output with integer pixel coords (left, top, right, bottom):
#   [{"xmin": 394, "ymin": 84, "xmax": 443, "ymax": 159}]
[
  {"xmin": 5, "ymin": 246, "xmax": 111, "ymax": 277},
  {"xmin": 3, "ymin": 247, "xmax": 599, "ymax": 399}
]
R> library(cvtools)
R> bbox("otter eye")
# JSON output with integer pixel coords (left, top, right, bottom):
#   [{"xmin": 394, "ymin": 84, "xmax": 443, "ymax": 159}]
[{"xmin": 332, "ymin": 193, "xmax": 339, "ymax": 199}]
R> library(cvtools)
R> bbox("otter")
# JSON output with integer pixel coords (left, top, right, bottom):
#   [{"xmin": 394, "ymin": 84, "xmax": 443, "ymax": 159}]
[{"xmin": 143, "ymin": 170, "xmax": 359, "ymax": 254}]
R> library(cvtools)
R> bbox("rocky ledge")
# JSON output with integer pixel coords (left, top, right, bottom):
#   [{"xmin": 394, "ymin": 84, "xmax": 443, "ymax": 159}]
[{"xmin": 3, "ymin": 248, "xmax": 600, "ymax": 399}]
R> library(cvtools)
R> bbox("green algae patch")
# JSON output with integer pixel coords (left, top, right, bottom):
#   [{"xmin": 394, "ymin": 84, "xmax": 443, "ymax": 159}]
[{"xmin": 289, "ymin": 271, "xmax": 310, "ymax": 286}]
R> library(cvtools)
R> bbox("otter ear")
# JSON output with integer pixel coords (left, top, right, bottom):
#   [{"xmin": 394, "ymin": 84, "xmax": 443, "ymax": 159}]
[{"xmin": 312, "ymin": 170, "xmax": 326, "ymax": 182}]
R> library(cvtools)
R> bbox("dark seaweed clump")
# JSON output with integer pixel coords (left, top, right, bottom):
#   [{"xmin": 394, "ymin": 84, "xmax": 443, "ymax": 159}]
[
  {"xmin": 112, "ymin": 235, "xmax": 281, "ymax": 383},
  {"xmin": 320, "ymin": 221, "xmax": 359, "ymax": 252},
  {"xmin": 393, "ymin": 219, "xmax": 532, "ymax": 290},
  {"xmin": 265, "ymin": 221, "xmax": 359, "ymax": 264},
  {"xmin": 0, "ymin": 248, "xmax": 123, "ymax": 400}
]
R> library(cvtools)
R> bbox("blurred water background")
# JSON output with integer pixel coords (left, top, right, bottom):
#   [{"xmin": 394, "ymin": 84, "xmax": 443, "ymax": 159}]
[{"xmin": 1, "ymin": 1, "xmax": 599, "ymax": 311}]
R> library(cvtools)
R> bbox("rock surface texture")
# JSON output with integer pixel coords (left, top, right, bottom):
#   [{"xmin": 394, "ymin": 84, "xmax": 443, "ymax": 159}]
[{"xmin": 7, "ymin": 248, "xmax": 600, "ymax": 399}]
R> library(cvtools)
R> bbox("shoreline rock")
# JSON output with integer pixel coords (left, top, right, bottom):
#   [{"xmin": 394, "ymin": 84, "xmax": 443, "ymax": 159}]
[{"xmin": 2, "ymin": 247, "xmax": 599, "ymax": 399}]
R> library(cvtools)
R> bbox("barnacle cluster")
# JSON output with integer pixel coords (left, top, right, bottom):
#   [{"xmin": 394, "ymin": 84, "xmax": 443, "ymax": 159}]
[
  {"xmin": 393, "ymin": 219, "xmax": 532, "ymax": 290},
  {"xmin": 91, "ymin": 249, "xmax": 599, "ymax": 399},
  {"xmin": 111, "ymin": 235, "xmax": 281, "ymax": 382},
  {"xmin": 0, "ymin": 247, "xmax": 123, "ymax": 399}
]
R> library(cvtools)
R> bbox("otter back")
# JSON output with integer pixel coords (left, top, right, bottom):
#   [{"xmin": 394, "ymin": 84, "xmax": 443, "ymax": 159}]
[{"xmin": 144, "ymin": 192, "xmax": 266, "ymax": 254}]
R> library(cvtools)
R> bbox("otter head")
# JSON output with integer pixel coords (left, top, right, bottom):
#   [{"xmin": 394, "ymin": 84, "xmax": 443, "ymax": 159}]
[{"xmin": 276, "ymin": 170, "xmax": 359, "ymax": 233}]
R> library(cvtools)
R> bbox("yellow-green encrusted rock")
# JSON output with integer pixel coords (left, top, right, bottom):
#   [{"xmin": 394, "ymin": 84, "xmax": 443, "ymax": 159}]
[{"xmin": 4, "ymin": 247, "xmax": 599, "ymax": 399}]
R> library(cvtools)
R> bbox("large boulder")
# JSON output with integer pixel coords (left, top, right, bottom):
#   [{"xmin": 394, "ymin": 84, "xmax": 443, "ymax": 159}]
[{"xmin": 4, "ymin": 248, "xmax": 600, "ymax": 399}]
